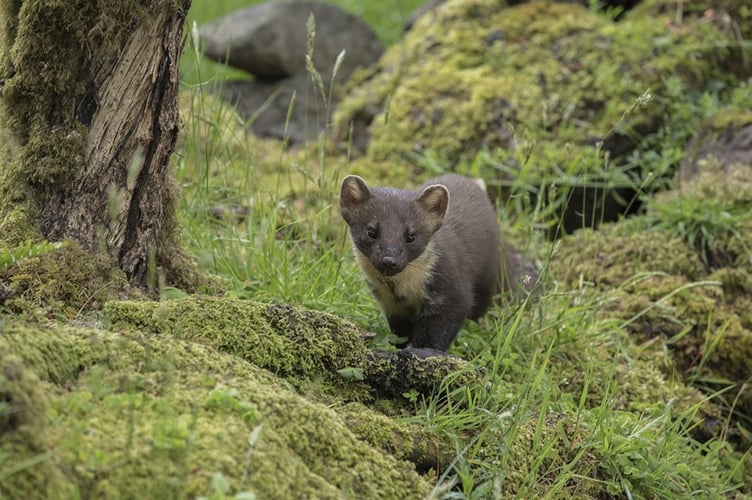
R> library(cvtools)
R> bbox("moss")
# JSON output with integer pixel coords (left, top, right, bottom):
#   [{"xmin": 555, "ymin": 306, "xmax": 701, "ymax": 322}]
[
  {"xmin": 711, "ymin": 267, "xmax": 752, "ymax": 330},
  {"xmin": 677, "ymin": 155, "xmax": 752, "ymax": 204},
  {"xmin": 363, "ymin": 349, "xmax": 479, "ymax": 399},
  {"xmin": 652, "ymin": 155, "xmax": 752, "ymax": 271},
  {"xmin": 0, "ymin": 205, "xmax": 39, "ymax": 249},
  {"xmin": 334, "ymin": 0, "xmax": 740, "ymax": 171},
  {"xmin": 516, "ymin": 296, "xmax": 722, "ymax": 442},
  {"xmin": 478, "ymin": 405, "xmax": 745, "ymax": 497},
  {"xmin": 330, "ymin": 0, "xmax": 746, "ymax": 233},
  {"xmin": 706, "ymin": 108, "xmax": 752, "ymax": 132},
  {"xmin": 557, "ymin": 328, "xmax": 714, "ymax": 415},
  {"xmin": 549, "ymin": 195, "xmax": 752, "ymax": 447},
  {"xmin": 0, "ymin": 241, "xmax": 132, "ymax": 318},
  {"xmin": 104, "ymin": 297, "xmax": 481, "ymax": 403},
  {"xmin": 337, "ymin": 401, "xmax": 452, "ymax": 472},
  {"xmin": 492, "ymin": 413, "xmax": 602, "ymax": 497},
  {"xmin": 104, "ymin": 296, "xmax": 371, "ymax": 389},
  {"xmin": 0, "ymin": 353, "xmax": 74, "ymax": 498},
  {"xmin": 0, "ymin": 319, "xmax": 434, "ymax": 498},
  {"xmin": 0, "ymin": 0, "xmax": 148, "ymax": 188},
  {"xmin": 344, "ymin": 156, "xmax": 415, "ymax": 187},
  {"xmin": 600, "ymin": 274, "xmax": 752, "ymax": 433},
  {"xmin": 550, "ymin": 222, "xmax": 706, "ymax": 287}
]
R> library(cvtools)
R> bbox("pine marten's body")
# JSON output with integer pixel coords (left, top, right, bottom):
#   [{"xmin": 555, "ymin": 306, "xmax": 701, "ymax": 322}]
[{"xmin": 340, "ymin": 174, "xmax": 507, "ymax": 351}]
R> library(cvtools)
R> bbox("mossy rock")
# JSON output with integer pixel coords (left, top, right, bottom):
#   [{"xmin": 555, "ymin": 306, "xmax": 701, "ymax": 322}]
[
  {"xmin": 104, "ymin": 296, "xmax": 371, "ymax": 392},
  {"xmin": 606, "ymin": 274, "xmax": 752, "ymax": 417},
  {"xmin": 333, "ymin": 0, "xmax": 745, "ymax": 231},
  {"xmin": 679, "ymin": 96, "xmax": 752, "ymax": 194},
  {"xmin": 649, "ymin": 98, "xmax": 752, "ymax": 270},
  {"xmin": 335, "ymin": 0, "xmax": 740, "ymax": 165},
  {"xmin": 337, "ymin": 401, "xmax": 451, "ymax": 473},
  {"xmin": 550, "ymin": 221, "xmax": 706, "ymax": 287},
  {"xmin": 0, "ymin": 318, "xmax": 437, "ymax": 498},
  {"xmin": 551, "ymin": 214, "xmax": 752, "ymax": 446}
]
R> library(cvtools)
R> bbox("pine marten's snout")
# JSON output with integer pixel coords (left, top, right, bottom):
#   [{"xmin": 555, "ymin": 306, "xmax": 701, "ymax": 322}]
[{"xmin": 374, "ymin": 246, "xmax": 405, "ymax": 276}]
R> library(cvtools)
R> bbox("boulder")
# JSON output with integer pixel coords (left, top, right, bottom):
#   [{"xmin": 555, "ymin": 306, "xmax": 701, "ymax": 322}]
[
  {"xmin": 680, "ymin": 113, "xmax": 752, "ymax": 183},
  {"xmin": 198, "ymin": 1, "xmax": 383, "ymax": 142},
  {"xmin": 199, "ymin": 1, "xmax": 382, "ymax": 82},
  {"xmin": 220, "ymin": 74, "xmax": 325, "ymax": 143}
]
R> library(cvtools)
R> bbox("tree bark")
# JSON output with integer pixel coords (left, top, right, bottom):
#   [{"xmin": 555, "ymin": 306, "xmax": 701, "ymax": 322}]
[{"xmin": 0, "ymin": 0, "xmax": 197, "ymax": 290}]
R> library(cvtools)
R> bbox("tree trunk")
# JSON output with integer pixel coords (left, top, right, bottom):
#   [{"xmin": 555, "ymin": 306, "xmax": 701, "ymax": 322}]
[{"xmin": 0, "ymin": 0, "xmax": 197, "ymax": 291}]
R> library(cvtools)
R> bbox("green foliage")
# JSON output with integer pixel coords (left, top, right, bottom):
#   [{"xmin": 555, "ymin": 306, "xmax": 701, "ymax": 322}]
[
  {"xmin": 648, "ymin": 194, "xmax": 750, "ymax": 266},
  {"xmin": 0, "ymin": 240, "xmax": 65, "ymax": 272},
  {"xmin": 623, "ymin": 77, "xmax": 727, "ymax": 194}
]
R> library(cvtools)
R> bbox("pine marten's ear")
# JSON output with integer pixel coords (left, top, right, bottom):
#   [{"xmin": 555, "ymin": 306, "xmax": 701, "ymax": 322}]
[
  {"xmin": 417, "ymin": 184, "xmax": 449, "ymax": 233},
  {"xmin": 340, "ymin": 175, "xmax": 371, "ymax": 222}
]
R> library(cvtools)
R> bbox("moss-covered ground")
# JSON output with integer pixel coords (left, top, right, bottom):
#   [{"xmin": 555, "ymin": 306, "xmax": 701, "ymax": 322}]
[{"xmin": 2, "ymin": 0, "xmax": 752, "ymax": 497}]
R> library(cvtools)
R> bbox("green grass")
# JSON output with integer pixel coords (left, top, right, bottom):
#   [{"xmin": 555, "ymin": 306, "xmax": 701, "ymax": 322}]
[
  {"xmin": 173, "ymin": 1, "xmax": 750, "ymax": 497},
  {"xmin": 0, "ymin": 240, "xmax": 66, "ymax": 272}
]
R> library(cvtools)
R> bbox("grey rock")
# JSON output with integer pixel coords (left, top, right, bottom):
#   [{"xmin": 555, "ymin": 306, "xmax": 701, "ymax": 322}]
[
  {"xmin": 199, "ymin": 1, "xmax": 383, "ymax": 141},
  {"xmin": 680, "ymin": 121, "xmax": 752, "ymax": 182},
  {"xmin": 220, "ymin": 73, "xmax": 329, "ymax": 143},
  {"xmin": 199, "ymin": 1, "xmax": 383, "ymax": 82}
]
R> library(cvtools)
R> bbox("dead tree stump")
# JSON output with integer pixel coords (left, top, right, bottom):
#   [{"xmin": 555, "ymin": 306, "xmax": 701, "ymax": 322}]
[{"xmin": 0, "ymin": 0, "xmax": 198, "ymax": 290}]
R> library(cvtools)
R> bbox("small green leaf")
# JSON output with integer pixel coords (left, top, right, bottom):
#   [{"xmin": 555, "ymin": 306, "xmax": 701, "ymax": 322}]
[{"xmin": 336, "ymin": 367, "xmax": 364, "ymax": 381}]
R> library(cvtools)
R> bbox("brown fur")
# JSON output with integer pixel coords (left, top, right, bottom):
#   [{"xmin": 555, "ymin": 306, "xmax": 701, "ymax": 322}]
[{"xmin": 340, "ymin": 174, "xmax": 511, "ymax": 351}]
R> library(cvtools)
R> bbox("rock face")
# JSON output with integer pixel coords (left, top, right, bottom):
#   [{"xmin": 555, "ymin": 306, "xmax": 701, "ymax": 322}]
[{"xmin": 199, "ymin": 1, "xmax": 383, "ymax": 142}]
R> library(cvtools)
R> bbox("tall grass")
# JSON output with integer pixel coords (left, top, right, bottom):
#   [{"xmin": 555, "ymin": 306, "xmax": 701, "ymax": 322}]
[{"xmin": 177, "ymin": 6, "xmax": 386, "ymax": 329}]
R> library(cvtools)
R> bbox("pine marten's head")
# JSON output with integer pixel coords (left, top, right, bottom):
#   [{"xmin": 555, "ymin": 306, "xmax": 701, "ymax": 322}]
[{"xmin": 340, "ymin": 175, "xmax": 449, "ymax": 277}]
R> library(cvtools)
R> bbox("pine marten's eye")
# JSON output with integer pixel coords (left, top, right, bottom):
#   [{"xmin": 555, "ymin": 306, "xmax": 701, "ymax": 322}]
[
  {"xmin": 366, "ymin": 227, "xmax": 378, "ymax": 239},
  {"xmin": 406, "ymin": 232, "xmax": 416, "ymax": 244}
]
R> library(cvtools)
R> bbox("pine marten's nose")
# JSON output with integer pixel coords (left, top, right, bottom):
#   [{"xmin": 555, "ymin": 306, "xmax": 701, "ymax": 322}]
[{"xmin": 382, "ymin": 256, "xmax": 397, "ymax": 269}]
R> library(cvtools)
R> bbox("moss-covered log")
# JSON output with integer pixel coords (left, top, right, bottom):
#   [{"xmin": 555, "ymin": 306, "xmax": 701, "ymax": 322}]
[{"xmin": 0, "ymin": 0, "xmax": 198, "ymax": 290}]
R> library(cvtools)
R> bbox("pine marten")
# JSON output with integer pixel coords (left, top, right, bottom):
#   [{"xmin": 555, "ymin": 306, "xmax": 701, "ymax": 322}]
[{"xmin": 340, "ymin": 174, "xmax": 513, "ymax": 351}]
